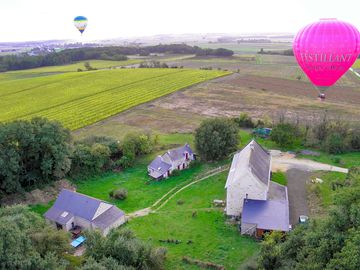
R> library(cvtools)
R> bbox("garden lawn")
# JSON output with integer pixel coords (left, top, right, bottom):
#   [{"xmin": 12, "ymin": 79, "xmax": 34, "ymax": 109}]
[
  {"xmin": 127, "ymin": 171, "xmax": 259, "ymax": 270},
  {"xmin": 313, "ymin": 171, "xmax": 347, "ymax": 209}
]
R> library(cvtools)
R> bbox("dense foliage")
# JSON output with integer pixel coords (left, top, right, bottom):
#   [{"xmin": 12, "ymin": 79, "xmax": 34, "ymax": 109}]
[
  {"xmin": 0, "ymin": 44, "xmax": 233, "ymax": 72},
  {"xmin": 270, "ymin": 122, "xmax": 302, "ymax": 148},
  {"xmin": 70, "ymin": 133, "xmax": 154, "ymax": 177},
  {"xmin": 195, "ymin": 118, "xmax": 239, "ymax": 161},
  {"xmin": 257, "ymin": 48, "xmax": 294, "ymax": 56},
  {"xmin": 0, "ymin": 118, "xmax": 71, "ymax": 194},
  {"xmin": 269, "ymin": 115, "xmax": 360, "ymax": 154},
  {"xmin": 0, "ymin": 205, "xmax": 70, "ymax": 270},
  {"xmin": 82, "ymin": 229, "xmax": 166, "ymax": 270},
  {"xmin": 256, "ymin": 167, "xmax": 360, "ymax": 270}
]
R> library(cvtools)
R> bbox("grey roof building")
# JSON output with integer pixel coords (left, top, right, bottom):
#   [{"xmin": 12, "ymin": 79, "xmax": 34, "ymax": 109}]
[
  {"xmin": 148, "ymin": 143, "xmax": 195, "ymax": 179},
  {"xmin": 225, "ymin": 140, "xmax": 290, "ymax": 237},
  {"xmin": 44, "ymin": 189, "xmax": 126, "ymax": 236},
  {"xmin": 241, "ymin": 199, "xmax": 290, "ymax": 236}
]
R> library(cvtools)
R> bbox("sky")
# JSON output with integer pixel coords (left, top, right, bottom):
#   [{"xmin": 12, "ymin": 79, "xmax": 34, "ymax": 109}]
[{"xmin": 0, "ymin": 0, "xmax": 359, "ymax": 42}]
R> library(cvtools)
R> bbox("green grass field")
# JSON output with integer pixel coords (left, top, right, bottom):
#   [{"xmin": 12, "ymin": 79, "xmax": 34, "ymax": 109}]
[
  {"xmin": 353, "ymin": 59, "xmax": 360, "ymax": 69},
  {"xmin": 0, "ymin": 68, "xmax": 230, "ymax": 130},
  {"xmin": 127, "ymin": 171, "xmax": 258, "ymax": 270}
]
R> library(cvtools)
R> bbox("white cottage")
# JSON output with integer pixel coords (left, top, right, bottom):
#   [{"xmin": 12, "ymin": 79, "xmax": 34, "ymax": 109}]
[{"xmin": 225, "ymin": 140, "xmax": 271, "ymax": 217}]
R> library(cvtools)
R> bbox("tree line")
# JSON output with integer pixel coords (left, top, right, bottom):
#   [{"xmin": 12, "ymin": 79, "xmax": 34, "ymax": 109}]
[
  {"xmin": 257, "ymin": 48, "xmax": 294, "ymax": 56},
  {"xmin": 0, "ymin": 118, "xmax": 155, "ymax": 196},
  {"xmin": 0, "ymin": 44, "xmax": 234, "ymax": 72}
]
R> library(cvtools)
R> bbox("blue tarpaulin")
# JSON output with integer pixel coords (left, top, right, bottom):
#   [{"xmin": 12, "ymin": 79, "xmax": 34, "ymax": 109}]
[{"xmin": 71, "ymin": 236, "xmax": 86, "ymax": 248}]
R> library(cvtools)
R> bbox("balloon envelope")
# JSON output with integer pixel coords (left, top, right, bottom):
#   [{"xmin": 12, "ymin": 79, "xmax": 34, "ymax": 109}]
[
  {"xmin": 293, "ymin": 19, "xmax": 360, "ymax": 88},
  {"xmin": 74, "ymin": 16, "xmax": 88, "ymax": 34}
]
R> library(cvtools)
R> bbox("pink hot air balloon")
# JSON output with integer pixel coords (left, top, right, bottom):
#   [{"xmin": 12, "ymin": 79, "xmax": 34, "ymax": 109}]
[{"xmin": 293, "ymin": 18, "xmax": 360, "ymax": 100}]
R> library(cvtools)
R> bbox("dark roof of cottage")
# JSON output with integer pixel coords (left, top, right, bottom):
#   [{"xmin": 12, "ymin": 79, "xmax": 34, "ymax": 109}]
[
  {"xmin": 242, "ymin": 199, "xmax": 289, "ymax": 232},
  {"xmin": 44, "ymin": 207, "xmax": 74, "ymax": 225},
  {"xmin": 44, "ymin": 189, "xmax": 124, "ymax": 228},
  {"xmin": 92, "ymin": 206, "xmax": 125, "ymax": 229},
  {"xmin": 167, "ymin": 143, "xmax": 193, "ymax": 162},
  {"xmin": 148, "ymin": 156, "xmax": 172, "ymax": 174},
  {"xmin": 249, "ymin": 140, "xmax": 271, "ymax": 185},
  {"xmin": 148, "ymin": 144, "xmax": 193, "ymax": 175},
  {"xmin": 267, "ymin": 181, "xmax": 288, "ymax": 201}
]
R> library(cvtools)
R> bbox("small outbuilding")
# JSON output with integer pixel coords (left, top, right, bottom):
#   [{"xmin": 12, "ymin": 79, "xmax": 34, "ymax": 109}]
[{"xmin": 44, "ymin": 189, "xmax": 126, "ymax": 236}]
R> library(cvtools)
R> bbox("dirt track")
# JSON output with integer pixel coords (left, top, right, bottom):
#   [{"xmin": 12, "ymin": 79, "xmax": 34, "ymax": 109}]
[
  {"xmin": 270, "ymin": 151, "xmax": 348, "ymax": 173},
  {"xmin": 287, "ymin": 169, "xmax": 310, "ymax": 226}
]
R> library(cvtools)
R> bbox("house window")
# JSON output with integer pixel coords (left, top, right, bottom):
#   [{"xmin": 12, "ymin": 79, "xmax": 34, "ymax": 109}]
[
  {"xmin": 56, "ymin": 222, "xmax": 63, "ymax": 230},
  {"xmin": 185, "ymin": 152, "xmax": 189, "ymax": 160}
]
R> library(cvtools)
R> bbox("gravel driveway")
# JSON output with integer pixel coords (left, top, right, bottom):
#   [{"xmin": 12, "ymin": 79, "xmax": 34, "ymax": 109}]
[{"xmin": 286, "ymin": 168, "xmax": 310, "ymax": 226}]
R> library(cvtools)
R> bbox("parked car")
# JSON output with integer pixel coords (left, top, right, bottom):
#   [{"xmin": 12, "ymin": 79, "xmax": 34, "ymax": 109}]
[
  {"xmin": 252, "ymin": 128, "xmax": 272, "ymax": 138},
  {"xmin": 299, "ymin": 215, "xmax": 309, "ymax": 224}
]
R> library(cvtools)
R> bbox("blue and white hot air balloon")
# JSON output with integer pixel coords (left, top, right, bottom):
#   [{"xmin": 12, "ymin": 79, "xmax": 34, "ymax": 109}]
[{"xmin": 74, "ymin": 16, "xmax": 88, "ymax": 35}]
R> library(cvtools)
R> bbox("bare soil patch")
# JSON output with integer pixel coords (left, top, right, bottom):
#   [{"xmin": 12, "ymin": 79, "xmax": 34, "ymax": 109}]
[{"xmin": 1, "ymin": 179, "xmax": 75, "ymax": 206}]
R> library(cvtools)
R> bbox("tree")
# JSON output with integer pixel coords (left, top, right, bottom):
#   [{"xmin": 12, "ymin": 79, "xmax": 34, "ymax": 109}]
[
  {"xmin": 84, "ymin": 229, "xmax": 166, "ymax": 270},
  {"xmin": 0, "ymin": 118, "xmax": 71, "ymax": 194},
  {"xmin": 0, "ymin": 205, "xmax": 69, "ymax": 270},
  {"xmin": 234, "ymin": 113, "xmax": 255, "ymax": 128},
  {"xmin": 270, "ymin": 123, "xmax": 300, "ymax": 148},
  {"xmin": 195, "ymin": 118, "xmax": 239, "ymax": 161}
]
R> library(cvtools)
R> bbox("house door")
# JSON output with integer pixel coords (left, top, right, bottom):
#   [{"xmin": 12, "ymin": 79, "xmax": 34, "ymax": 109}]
[{"xmin": 183, "ymin": 163, "xmax": 186, "ymax": 169}]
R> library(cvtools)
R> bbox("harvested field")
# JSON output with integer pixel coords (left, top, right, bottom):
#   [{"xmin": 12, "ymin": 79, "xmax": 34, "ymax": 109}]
[{"xmin": 74, "ymin": 72, "xmax": 360, "ymax": 139}]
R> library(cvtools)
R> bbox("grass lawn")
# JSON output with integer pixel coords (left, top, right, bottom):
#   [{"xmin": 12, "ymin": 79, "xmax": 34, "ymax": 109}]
[
  {"xmin": 312, "ymin": 171, "xmax": 347, "ymax": 209},
  {"xmin": 29, "ymin": 201, "xmax": 53, "ymax": 215},
  {"xmin": 298, "ymin": 151, "xmax": 360, "ymax": 168},
  {"xmin": 75, "ymin": 157, "xmax": 225, "ymax": 213},
  {"xmin": 127, "ymin": 171, "xmax": 259, "ymax": 270},
  {"xmin": 271, "ymin": 171, "xmax": 287, "ymax": 186}
]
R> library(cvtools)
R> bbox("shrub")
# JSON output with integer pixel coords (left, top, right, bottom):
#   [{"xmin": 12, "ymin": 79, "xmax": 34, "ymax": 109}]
[
  {"xmin": 323, "ymin": 132, "xmax": 347, "ymax": 154},
  {"xmin": 111, "ymin": 188, "xmax": 128, "ymax": 200},
  {"xmin": 348, "ymin": 128, "xmax": 360, "ymax": 151},
  {"xmin": 271, "ymin": 122, "xmax": 301, "ymax": 148},
  {"xmin": 195, "ymin": 118, "xmax": 239, "ymax": 161},
  {"xmin": 234, "ymin": 113, "xmax": 255, "ymax": 128}
]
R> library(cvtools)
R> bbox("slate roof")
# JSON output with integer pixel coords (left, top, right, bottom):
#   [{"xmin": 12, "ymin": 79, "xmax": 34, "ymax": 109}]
[
  {"xmin": 92, "ymin": 206, "xmax": 125, "ymax": 229},
  {"xmin": 225, "ymin": 140, "xmax": 271, "ymax": 188},
  {"xmin": 148, "ymin": 144, "xmax": 193, "ymax": 177},
  {"xmin": 242, "ymin": 199, "xmax": 290, "ymax": 232},
  {"xmin": 167, "ymin": 143, "xmax": 193, "ymax": 162},
  {"xmin": 148, "ymin": 156, "xmax": 172, "ymax": 174},
  {"xmin": 45, "ymin": 189, "xmax": 124, "ymax": 229},
  {"xmin": 267, "ymin": 181, "xmax": 288, "ymax": 201},
  {"xmin": 249, "ymin": 141, "xmax": 271, "ymax": 185}
]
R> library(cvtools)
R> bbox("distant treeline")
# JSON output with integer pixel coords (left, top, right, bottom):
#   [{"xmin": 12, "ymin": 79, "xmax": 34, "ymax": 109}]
[
  {"xmin": 0, "ymin": 44, "xmax": 234, "ymax": 72},
  {"xmin": 257, "ymin": 48, "xmax": 294, "ymax": 56}
]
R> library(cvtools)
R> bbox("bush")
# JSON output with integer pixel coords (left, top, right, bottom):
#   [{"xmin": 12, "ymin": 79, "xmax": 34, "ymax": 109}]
[
  {"xmin": 348, "ymin": 128, "xmax": 360, "ymax": 151},
  {"xmin": 110, "ymin": 188, "xmax": 128, "ymax": 200},
  {"xmin": 195, "ymin": 118, "xmax": 239, "ymax": 161},
  {"xmin": 323, "ymin": 132, "xmax": 347, "ymax": 154},
  {"xmin": 234, "ymin": 113, "xmax": 255, "ymax": 128},
  {"xmin": 271, "ymin": 122, "xmax": 301, "ymax": 148}
]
